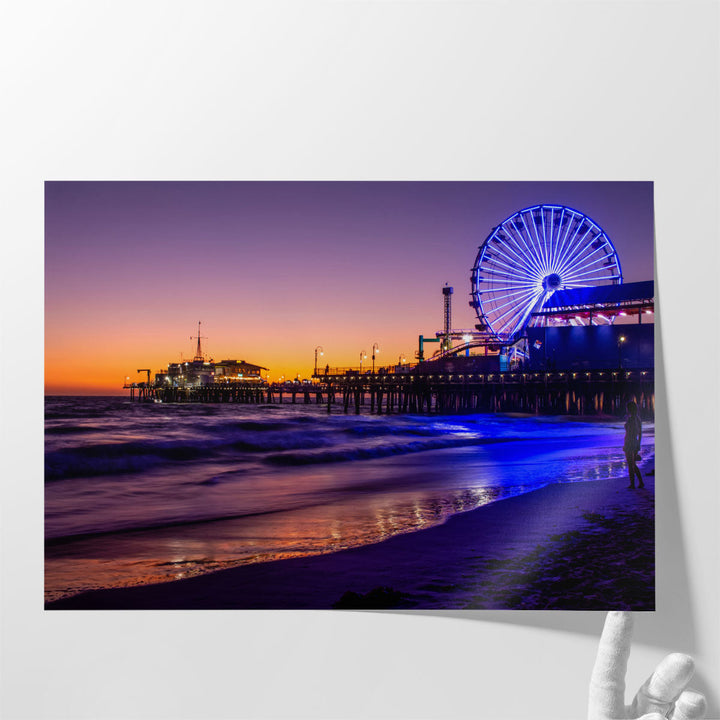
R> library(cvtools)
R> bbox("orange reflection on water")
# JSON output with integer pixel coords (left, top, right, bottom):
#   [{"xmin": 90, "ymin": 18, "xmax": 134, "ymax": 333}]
[{"xmin": 45, "ymin": 485, "xmax": 505, "ymax": 603}]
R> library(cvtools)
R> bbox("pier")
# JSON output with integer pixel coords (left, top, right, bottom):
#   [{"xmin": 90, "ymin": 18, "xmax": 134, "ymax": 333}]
[
  {"xmin": 126, "ymin": 368, "xmax": 654, "ymax": 418},
  {"xmin": 124, "ymin": 254, "xmax": 655, "ymax": 420}
]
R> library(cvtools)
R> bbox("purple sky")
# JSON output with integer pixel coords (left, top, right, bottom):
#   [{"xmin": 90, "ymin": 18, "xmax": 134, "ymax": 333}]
[{"xmin": 45, "ymin": 181, "xmax": 653, "ymax": 393}]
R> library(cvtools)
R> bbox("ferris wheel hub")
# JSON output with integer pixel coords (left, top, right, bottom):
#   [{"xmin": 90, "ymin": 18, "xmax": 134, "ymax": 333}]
[{"xmin": 542, "ymin": 273, "xmax": 562, "ymax": 292}]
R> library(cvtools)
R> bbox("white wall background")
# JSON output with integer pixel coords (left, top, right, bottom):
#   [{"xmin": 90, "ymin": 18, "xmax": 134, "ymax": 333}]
[{"xmin": 1, "ymin": 2, "xmax": 718, "ymax": 718}]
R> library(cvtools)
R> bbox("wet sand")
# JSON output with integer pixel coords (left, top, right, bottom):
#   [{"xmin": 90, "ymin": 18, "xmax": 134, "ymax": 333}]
[{"xmin": 47, "ymin": 473, "xmax": 655, "ymax": 611}]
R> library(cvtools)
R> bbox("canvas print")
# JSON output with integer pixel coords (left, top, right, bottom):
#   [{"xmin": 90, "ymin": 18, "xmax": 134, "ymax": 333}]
[{"xmin": 45, "ymin": 181, "xmax": 655, "ymax": 610}]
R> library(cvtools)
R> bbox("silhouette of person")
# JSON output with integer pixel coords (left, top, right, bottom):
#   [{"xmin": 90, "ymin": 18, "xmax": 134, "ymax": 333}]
[{"xmin": 623, "ymin": 401, "xmax": 644, "ymax": 489}]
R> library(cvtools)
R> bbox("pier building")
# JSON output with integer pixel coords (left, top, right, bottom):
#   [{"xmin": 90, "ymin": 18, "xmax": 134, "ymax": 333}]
[
  {"xmin": 128, "ymin": 322, "xmax": 269, "ymax": 393},
  {"xmin": 152, "ymin": 359, "xmax": 267, "ymax": 389},
  {"xmin": 214, "ymin": 359, "xmax": 268, "ymax": 382},
  {"xmin": 155, "ymin": 360, "xmax": 215, "ymax": 388},
  {"xmin": 524, "ymin": 281, "xmax": 654, "ymax": 372}
]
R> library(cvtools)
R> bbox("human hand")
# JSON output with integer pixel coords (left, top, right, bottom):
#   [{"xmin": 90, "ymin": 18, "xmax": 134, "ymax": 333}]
[{"xmin": 588, "ymin": 611, "xmax": 706, "ymax": 720}]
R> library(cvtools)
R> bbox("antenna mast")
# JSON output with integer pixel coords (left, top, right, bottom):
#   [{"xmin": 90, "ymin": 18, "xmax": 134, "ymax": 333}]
[{"xmin": 190, "ymin": 321, "xmax": 207, "ymax": 362}]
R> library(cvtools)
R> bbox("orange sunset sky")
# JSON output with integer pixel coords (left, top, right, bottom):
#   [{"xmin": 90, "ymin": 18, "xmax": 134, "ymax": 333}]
[{"xmin": 45, "ymin": 181, "xmax": 654, "ymax": 395}]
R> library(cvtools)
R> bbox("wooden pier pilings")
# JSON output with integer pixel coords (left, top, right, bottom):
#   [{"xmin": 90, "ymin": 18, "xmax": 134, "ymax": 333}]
[{"xmin": 128, "ymin": 369, "xmax": 654, "ymax": 419}]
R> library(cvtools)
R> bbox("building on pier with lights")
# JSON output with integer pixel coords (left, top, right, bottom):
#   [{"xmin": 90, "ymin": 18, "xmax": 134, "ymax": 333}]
[{"xmin": 127, "ymin": 322, "xmax": 269, "ymax": 392}]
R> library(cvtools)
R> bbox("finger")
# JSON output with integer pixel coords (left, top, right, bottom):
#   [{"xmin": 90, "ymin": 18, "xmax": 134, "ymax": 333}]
[
  {"xmin": 588, "ymin": 612, "xmax": 634, "ymax": 720},
  {"xmin": 631, "ymin": 653, "xmax": 695, "ymax": 717},
  {"xmin": 637, "ymin": 714, "xmax": 666, "ymax": 720},
  {"xmin": 671, "ymin": 689, "xmax": 707, "ymax": 720}
]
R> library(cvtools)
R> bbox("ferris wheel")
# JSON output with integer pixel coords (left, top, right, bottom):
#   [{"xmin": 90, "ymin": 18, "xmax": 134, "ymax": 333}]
[{"xmin": 470, "ymin": 205, "xmax": 623, "ymax": 341}]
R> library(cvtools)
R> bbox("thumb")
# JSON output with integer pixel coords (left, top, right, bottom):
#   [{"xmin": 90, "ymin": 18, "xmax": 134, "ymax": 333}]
[{"xmin": 672, "ymin": 689, "xmax": 707, "ymax": 720}]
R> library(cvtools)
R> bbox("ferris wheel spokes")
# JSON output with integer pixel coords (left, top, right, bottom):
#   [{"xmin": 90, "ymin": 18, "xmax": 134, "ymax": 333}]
[
  {"xmin": 551, "ymin": 212, "xmax": 583, "ymax": 275},
  {"xmin": 558, "ymin": 241, "xmax": 611, "ymax": 276},
  {"xmin": 495, "ymin": 227, "xmax": 545, "ymax": 279},
  {"xmin": 554, "ymin": 223, "xmax": 593, "ymax": 280},
  {"xmin": 492, "ymin": 234, "xmax": 543, "ymax": 278},
  {"xmin": 560, "ymin": 255, "xmax": 610, "ymax": 284},
  {"xmin": 501, "ymin": 219, "xmax": 545, "ymax": 276}
]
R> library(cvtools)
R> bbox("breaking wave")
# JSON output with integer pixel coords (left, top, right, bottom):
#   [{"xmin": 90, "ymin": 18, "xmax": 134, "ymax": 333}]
[{"xmin": 264, "ymin": 436, "xmax": 519, "ymax": 465}]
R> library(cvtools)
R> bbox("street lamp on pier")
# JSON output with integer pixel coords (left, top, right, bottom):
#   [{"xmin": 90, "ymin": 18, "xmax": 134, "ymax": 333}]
[
  {"xmin": 314, "ymin": 346, "xmax": 324, "ymax": 376},
  {"xmin": 360, "ymin": 350, "xmax": 367, "ymax": 374},
  {"xmin": 618, "ymin": 335, "xmax": 626, "ymax": 370},
  {"xmin": 372, "ymin": 343, "xmax": 380, "ymax": 374}
]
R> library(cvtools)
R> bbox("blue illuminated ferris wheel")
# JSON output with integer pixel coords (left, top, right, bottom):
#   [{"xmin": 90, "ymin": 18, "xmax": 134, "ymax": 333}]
[{"xmin": 470, "ymin": 205, "xmax": 623, "ymax": 342}]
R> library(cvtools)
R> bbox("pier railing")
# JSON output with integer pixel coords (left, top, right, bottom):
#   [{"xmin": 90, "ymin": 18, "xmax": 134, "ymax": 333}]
[
  {"xmin": 315, "ymin": 365, "xmax": 413, "ymax": 376},
  {"xmin": 126, "ymin": 368, "xmax": 654, "ymax": 418}
]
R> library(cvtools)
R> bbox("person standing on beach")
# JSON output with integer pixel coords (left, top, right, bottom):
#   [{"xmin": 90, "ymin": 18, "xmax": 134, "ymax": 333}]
[{"xmin": 624, "ymin": 401, "xmax": 644, "ymax": 489}]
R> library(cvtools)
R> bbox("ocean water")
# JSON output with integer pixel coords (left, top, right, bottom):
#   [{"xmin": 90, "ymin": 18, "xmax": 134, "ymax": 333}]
[{"xmin": 45, "ymin": 396, "xmax": 654, "ymax": 602}]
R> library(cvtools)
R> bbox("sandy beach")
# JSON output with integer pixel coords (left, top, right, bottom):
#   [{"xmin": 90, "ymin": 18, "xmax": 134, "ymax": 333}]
[{"xmin": 47, "ymin": 471, "xmax": 654, "ymax": 610}]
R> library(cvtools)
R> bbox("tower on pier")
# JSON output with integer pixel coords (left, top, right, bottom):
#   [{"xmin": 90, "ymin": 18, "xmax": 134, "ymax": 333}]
[
  {"xmin": 442, "ymin": 285, "xmax": 453, "ymax": 352},
  {"xmin": 191, "ymin": 321, "xmax": 207, "ymax": 362}
]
